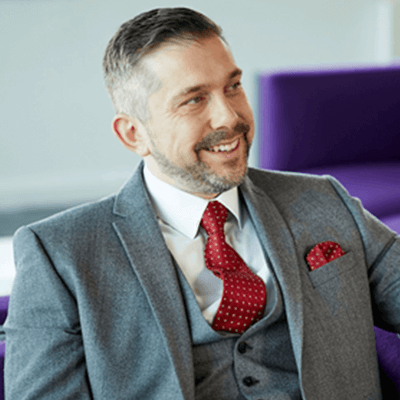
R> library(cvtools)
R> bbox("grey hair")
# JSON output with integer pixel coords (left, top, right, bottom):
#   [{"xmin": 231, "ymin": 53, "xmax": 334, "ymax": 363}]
[{"xmin": 102, "ymin": 7, "xmax": 227, "ymax": 124}]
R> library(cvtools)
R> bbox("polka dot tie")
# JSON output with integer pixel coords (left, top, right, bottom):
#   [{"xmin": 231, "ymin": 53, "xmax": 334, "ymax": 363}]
[{"xmin": 201, "ymin": 201, "xmax": 267, "ymax": 334}]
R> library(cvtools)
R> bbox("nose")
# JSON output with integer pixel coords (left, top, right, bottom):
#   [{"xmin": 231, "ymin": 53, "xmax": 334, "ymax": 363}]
[{"xmin": 208, "ymin": 94, "xmax": 240, "ymax": 133}]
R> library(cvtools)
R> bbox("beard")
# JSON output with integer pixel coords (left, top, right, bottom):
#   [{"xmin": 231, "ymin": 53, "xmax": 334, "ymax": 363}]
[{"xmin": 148, "ymin": 122, "xmax": 251, "ymax": 195}]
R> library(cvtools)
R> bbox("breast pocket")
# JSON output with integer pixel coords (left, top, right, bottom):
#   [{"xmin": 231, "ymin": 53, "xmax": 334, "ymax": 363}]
[{"xmin": 308, "ymin": 251, "xmax": 357, "ymax": 288}]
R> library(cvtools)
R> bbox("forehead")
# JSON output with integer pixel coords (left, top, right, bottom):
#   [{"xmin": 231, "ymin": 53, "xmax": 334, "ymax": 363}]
[{"xmin": 143, "ymin": 36, "xmax": 239, "ymax": 102}]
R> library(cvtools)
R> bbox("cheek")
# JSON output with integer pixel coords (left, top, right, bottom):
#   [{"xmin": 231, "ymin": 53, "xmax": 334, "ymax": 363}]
[
  {"xmin": 246, "ymin": 128, "xmax": 255, "ymax": 147},
  {"xmin": 169, "ymin": 127, "xmax": 202, "ymax": 160},
  {"xmin": 152, "ymin": 108, "xmax": 209, "ymax": 157},
  {"xmin": 179, "ymin": 118, "xmax": 207, "ymax": 145},
  {"xmin": 239, "ymin": 98, "xmax": 254, "ymax": 133},
  {"xmin": 239, "ymin": 97, "xmax": 254, "ymax": 121}
]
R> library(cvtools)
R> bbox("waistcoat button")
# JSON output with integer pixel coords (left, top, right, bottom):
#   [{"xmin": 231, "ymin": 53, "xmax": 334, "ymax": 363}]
[
  {"xmin": 243, "ymin": 376, "xmax": 259, "ymax": 387},
  {"xmin": 238, "ymin": 341, "xmax": 248, "ymax": 354}
]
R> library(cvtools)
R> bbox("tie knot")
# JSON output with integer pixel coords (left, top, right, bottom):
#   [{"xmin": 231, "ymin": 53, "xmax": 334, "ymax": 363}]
[{"xmin": 201, "ymin": 201, "xmax": 228, "ymax": 235}]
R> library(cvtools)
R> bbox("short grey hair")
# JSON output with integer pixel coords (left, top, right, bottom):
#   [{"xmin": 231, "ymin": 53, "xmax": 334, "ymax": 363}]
[{"xmin": 102, "ymin": 7, "xmax": 227, "ymax": 124}]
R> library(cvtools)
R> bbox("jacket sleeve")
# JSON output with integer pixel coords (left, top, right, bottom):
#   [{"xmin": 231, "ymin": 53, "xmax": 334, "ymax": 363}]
[
  {"xmin": 327, "ymin": 176, "xmax": 400, "ymax": 334},
  {"xmin": 4, "ymin": 226, "xmax": 93, "ymax": 399}
]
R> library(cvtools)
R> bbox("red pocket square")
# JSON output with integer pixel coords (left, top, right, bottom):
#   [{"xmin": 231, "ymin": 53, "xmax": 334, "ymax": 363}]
[{"xmin": 306, "ymin": 241, "xmax": 345, "ymax": 271}]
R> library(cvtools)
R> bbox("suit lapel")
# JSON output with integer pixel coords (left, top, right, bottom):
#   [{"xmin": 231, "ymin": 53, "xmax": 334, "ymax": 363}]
[
  {"xmin": 112, "ymin": 162, "xmax": 194, "ymax": 400},
  {"xmin": 240, "ymin": 175, "xmax": 305, "ymax": 371}
]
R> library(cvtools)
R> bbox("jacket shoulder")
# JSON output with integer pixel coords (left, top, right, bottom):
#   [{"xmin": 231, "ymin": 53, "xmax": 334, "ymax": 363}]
[
  {"xmin": 247, "ymin": 167, "xmax": 335, "ymax": 193},
  {"xmin": 245, "ymin": 167, "xmax": 351, "ymax": 214},
  {"xmin": 18, "ymin": 194, "xmax": 118, "ymax": 240}
]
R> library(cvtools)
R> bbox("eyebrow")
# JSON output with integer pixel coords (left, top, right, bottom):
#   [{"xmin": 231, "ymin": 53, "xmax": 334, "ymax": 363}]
[{"xmin": 171, "ymin": 68, "xmax": 243, "ymax": 104}]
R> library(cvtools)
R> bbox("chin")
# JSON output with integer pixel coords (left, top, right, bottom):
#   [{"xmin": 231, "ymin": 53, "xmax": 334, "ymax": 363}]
[{"xmin": 204, "ymin": 164, "xmax": 248, "ymax": 191}]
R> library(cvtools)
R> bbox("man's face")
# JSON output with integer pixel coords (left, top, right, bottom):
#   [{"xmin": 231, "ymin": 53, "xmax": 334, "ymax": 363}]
[{"xmin": 142, "ymin": 35, "xmax": 255, "ymax": 198}]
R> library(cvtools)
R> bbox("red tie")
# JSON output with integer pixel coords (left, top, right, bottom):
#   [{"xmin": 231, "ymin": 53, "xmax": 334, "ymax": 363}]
[{"xmin": 201, "ymin": 201, "xmax": 267, "ymax": 334}]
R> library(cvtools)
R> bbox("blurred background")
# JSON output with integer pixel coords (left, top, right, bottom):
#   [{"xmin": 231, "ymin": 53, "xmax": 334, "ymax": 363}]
[{"xmin": 1, "ymin": 0, "xmax": 399, "ymax": 294}]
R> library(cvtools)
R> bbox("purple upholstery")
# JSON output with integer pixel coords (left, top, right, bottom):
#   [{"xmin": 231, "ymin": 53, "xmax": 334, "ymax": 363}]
[
  {"xmin": 375, "ymin": 327, "xmax": 400, "ymax": 397},
  {"xmin": 0, "ymin": 340, "xmax": 4, "ymax": 400},
  {"xmin": 0, "ymin": 297, "xmax": 9, "ymax": 326},
  {"xmin": 1, "ymin": 297, "xmax": 9, "ymax": 400},
  {"xmin": 302, "ymin": 163, "xmax": 400, "ymax": 219},
  {"xmin": 258, "ymin": 65, "xmax": 400, "ymax": 394},
  {"xmin": 258, "ymin": 65, "xmax": 400, "ymax": 172},
  {"xmin": 258, "ymin": 64, "xmax": 400, "ymax": 221}
]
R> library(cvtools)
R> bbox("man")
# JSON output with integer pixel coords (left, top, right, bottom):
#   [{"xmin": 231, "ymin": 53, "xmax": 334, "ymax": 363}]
[{"xmin": 4, "ymin": 7, "xmax": 400, "ymax": 400}]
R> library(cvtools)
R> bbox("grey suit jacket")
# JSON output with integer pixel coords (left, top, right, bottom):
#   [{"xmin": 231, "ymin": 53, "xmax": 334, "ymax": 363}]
[{"xmin": 4, "ymin": 162, "xmax": 400, "ymax": 399}]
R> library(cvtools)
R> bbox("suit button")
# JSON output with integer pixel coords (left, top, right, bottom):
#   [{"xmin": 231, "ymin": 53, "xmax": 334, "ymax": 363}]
[
  {"xmin": 243, "ymin": 376, "xmax": 259, "ymax": 387},
  {"xmin": 237, "ymin": 341, "xmax": 248, "ymax": 354}
]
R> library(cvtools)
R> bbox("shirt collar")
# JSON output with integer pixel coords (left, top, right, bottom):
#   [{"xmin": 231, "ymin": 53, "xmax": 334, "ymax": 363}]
[{"xmin": 143, "ymin": 163, "xmax": 242, "ymax": 239}]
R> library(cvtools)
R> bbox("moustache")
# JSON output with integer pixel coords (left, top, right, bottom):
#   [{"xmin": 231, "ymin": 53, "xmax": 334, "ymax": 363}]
[{"xmin": 195, "ymin": 122, "xmax": 250, "ymax": 152}]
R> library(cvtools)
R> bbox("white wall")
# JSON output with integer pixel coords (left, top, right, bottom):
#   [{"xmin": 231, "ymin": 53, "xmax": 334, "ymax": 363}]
[
  {"xmin": 394, "ymin": 0, "xmax": 400, "ymax": 57},
  {"xmin": 0, "ymin": 0, "xmax": 393, "ymax": 210}
]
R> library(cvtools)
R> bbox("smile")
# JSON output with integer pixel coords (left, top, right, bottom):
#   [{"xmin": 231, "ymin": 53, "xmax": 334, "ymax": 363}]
[{"xmin": 206, "ymin": 138, "xmax": 240, "ymax": 153}]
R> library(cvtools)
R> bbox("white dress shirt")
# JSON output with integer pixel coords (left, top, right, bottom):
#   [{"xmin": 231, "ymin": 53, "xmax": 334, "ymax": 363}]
[{"xmin": 143, "ymin": 164, "xmax": 276, "ymax": 326}]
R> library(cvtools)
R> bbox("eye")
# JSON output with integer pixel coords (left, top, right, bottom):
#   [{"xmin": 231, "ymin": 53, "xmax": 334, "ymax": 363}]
[
  {"xmin": 184, "ymin": 95, "xmax": 206, "ymax": 106},
  {"xmin": 225, "ymin": 81, "xmax": 242, "ymax": 93}
]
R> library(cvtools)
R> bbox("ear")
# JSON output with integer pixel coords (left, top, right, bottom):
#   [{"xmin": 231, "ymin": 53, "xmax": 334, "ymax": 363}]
[{"xmin": 112, "ymin": 113, "xmax": 150, "ymax": 157}]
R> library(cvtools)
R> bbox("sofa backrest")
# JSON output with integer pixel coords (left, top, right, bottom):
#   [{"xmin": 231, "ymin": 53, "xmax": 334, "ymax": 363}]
[
  {"xmin": 0, "ymin": 297, "xmax": 9, "ymax": 326},
  {"xmin": 258, "ymin": 65, "xmax": 400, "ymax": 171}
]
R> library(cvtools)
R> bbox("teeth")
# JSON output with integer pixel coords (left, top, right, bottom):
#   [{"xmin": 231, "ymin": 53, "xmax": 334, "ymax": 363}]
[{"xmin": 207, "ymin": 139, "xmax": 239, "ymax": 152}]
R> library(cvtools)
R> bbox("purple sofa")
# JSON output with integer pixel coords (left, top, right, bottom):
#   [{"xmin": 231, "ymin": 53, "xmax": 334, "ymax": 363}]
[
  {"xmin": 0, "ymin": 296, "xmax": 9, "ymax": 400},
  {"xmin": 258, "ymin": 64, "xmax": 400, "ymax": 396},
  {"xmin": 258, "ymin": 64, "xmax": 400, "ymax": 232}
]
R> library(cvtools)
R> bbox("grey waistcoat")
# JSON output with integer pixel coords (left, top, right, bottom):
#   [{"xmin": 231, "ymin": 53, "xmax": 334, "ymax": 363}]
[{"xmin": 176, "ymin": 266, "xmax": 302, "ymax": 400}]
